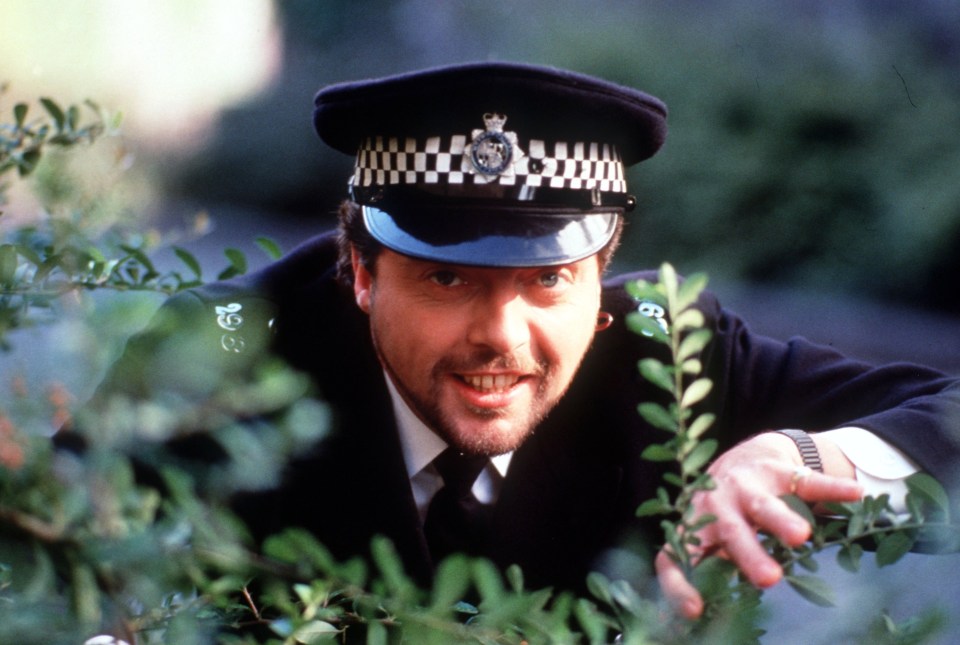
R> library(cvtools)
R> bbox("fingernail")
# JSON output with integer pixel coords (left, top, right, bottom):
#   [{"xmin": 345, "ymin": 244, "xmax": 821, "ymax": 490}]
[{"xmin": 683, "ymin": 598, "xmax": 702, "ymax": 618}]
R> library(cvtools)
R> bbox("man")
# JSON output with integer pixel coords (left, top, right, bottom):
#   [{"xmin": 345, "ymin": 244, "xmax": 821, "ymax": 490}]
[{"xmin": 85, "ymin": 62, "xmax": 960, "ymax": 619}]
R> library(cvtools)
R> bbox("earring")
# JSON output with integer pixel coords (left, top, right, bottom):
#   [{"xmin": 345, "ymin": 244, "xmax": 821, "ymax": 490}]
[{"xmin": 596, "ymin": 311, "xmax": 614, "ymax": 332}]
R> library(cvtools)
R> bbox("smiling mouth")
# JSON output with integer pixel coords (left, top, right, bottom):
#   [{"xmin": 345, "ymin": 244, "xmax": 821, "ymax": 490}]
[{"xmin": 460, "ymin": 373, "xmax": 523, "ymax": 393}]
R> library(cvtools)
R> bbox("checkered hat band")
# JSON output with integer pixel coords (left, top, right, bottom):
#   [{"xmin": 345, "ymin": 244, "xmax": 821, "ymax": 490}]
[{"xmin": 352, "ymin": 136, "xmax": 627, "ymax": 193}]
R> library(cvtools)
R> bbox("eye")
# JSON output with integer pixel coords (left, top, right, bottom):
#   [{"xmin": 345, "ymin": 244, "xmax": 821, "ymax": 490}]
[
  {"xmin": 538, "ymin": 271, "xmax": 560, "ymax": 288},
  {"xmin": 429, "ymin": 270, "xmax": 463, "ymax": 287}
]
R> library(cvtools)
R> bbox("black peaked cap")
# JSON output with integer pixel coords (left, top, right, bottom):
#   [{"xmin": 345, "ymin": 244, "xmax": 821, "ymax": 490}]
[{"xmin": 313, "ymin": 61, "xmax": 667, "ymax": 167}]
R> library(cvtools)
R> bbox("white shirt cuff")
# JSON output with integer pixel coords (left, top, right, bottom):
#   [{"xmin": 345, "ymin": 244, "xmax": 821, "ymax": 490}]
[{"xmin": 818, "ymin": 426, "xmax": 919, "ymax": 513}]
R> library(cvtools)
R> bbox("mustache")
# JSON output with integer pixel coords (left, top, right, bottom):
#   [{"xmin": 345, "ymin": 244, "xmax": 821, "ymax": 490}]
[{"xmin": 433, "ymin": 350, "xmax": 547, "ymax": 376}]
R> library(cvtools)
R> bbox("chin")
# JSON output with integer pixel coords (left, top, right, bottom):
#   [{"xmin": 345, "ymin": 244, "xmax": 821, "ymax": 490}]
[{"xmin": 446, "ymin": 418, "xmax": 536, "ymax": 456}]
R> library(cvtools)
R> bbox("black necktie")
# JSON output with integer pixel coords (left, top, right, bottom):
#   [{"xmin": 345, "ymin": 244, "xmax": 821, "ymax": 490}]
[{"xmin": 424, "ymin": 448, "xmax": 492, "ymax": 561}]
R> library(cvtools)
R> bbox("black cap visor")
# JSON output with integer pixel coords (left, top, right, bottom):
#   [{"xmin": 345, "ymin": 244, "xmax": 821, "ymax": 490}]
[{"xmin": 362, "ymin": 202, "xmax": 619, "ymax": 267}]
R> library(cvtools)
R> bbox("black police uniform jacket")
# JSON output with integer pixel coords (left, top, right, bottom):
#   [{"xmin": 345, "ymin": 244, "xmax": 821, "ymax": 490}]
[{"xmin": 85, "ymin": 231, "xmax": 960, "ymax": 592}]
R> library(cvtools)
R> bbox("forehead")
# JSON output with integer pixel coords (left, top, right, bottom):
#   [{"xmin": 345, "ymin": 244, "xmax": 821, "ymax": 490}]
[{"xmin": 379, "ymin": 248, "xmax": 602, "ymax": 275}]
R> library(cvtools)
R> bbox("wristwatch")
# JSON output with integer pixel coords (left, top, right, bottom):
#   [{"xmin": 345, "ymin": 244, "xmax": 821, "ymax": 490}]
[{"xmin": 775, "ymin": 429, "xmax": 824, "ymax": 472}]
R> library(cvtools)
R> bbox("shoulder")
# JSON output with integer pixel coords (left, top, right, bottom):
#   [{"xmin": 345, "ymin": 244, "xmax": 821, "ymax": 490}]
[
  {"xmin": 169, "ymin": 230, "xmax": 341, "ymax": 341},
  {"xmin": 600, "ymin": 269, "xmax": 723, "ymax": 328},
  {"xmin": 114, "ymin": 231, "xmax": 341, "ymax": 373}
]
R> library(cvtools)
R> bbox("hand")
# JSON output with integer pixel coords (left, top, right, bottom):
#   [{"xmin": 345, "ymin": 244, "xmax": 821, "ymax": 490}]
[{"xmin": 655, "ymin": 432, "xmax": 864, "ymax": 619}]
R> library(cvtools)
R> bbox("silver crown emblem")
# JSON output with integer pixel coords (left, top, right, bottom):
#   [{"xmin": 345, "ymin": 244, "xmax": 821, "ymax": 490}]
[{"xmin": 482, "ymin": 112, "xmax": 507, "ymax": 132}]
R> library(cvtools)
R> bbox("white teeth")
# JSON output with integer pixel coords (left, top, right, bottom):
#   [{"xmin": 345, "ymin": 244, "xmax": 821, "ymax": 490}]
[{"xmin": 464, "ymin": 374, "xmax": 520, "ymax": 392}]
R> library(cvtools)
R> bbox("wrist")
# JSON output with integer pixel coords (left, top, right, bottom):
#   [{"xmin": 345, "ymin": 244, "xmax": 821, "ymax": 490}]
[
  {"xmin": 763, "ymin": 429, "xmax": 856, "ymax": 480},
  {"xmin": 774, "ymin": 429, "xmax": 823, "ymax": 472}
]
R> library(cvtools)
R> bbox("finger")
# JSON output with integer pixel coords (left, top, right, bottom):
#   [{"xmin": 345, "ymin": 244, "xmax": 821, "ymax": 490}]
[
  {"xmin": 744, "ymin": 493, "xmax": 812, "ymax": 547},
  {"xmin": 707, "ymin": 516, "xmax": 784, "ymax": 588},
  {"xmin": 655, "ymin": 550, "xmax": 704, "ymax": 620},
  {"xmin": 789, "ymin": 468, "xmax": 864, "ymax": 502}
]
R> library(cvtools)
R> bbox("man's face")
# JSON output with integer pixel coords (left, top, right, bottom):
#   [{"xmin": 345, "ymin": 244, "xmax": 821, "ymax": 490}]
[{"xmin": 353, "ymin": 248, "xmax": 603, "ymax": 456}]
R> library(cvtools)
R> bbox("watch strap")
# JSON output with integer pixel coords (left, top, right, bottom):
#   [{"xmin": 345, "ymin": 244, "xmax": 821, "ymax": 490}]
[{"xmin": 775, "ymin": 429, "xmax": 824, "ymax": 472}]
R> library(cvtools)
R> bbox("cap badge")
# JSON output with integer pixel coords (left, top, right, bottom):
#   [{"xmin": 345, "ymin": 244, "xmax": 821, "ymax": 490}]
[{"xmin": 468, "ymin": 113, "xmax": 522, "ymax": 177}]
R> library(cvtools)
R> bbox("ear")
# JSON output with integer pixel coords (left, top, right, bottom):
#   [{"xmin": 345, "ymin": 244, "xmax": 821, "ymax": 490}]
[{"xmin": 351, "ymin": 247, "xmax": 372, "ymax": 313}]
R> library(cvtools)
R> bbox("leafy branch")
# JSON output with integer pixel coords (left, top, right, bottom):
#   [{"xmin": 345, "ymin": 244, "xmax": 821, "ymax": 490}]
[
  {"xmin": 0, "ymin": 93, "xmax": 116, "ymax": 187},
  {"xmin": 623, "ymin": 262, "xmax": 956, "ymax": 641},
  {"xmin": 625, "ymin": 264, "xmax": 717, "ymax": 577}
]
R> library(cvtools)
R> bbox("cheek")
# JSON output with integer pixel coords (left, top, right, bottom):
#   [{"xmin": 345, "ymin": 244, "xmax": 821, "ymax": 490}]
[
  {"xmin": 536, "ymin": 302, "xmax": 600, "ymax": 368},
  {"xmin": 371, "ymin": 297, "xmax": 459, "ymax": 359}
]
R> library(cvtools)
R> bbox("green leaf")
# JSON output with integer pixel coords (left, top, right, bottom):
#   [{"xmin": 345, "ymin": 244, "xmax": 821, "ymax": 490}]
[
  {"xmin": 676, "ymin": 271, "xmax": 709, "ymax": 310},
  {"xmin": 256, "ymin": 236, "xmax": 284, "ymax": 260},
  {"xmin": 875, "ymin": 531, "xmax": 916, "ymax": 567},
  {"xmin": 786, "ymin": 574, "xmax": 835, "ymax": 607},
  {"xmin": 663, "ymin": 472, "xmax": 683, "ymax": 487},
  {"xmin": 17, "ymin": 148, "xmax": 41, "ymax": 176},
  {"xmin": 371, "ymin": 535, "xmax": 413, "ymax": 598},
  {"xmin": 687, "ymin": 413, "xmax": 715, "ymax": 440},
  {"xmin": 846, "ymin": 506, "xmax": 866, "ymax": 538},
  {"xmin": 574, "ymin": 597, "xmax": 613, "ymax": 643},
  {"xmin": 638, "ymin": 357, "xmax": 672, "ymax": 392},
  {"xmin": 687, "ymin": 512, "xmax": 718, "ymax": 532},
  {"xmin": 641, "ymin": 443, "xmax": 675, "ymax": 462},
  {"xmin": 263, "ymin": 528, "xmax": 335, "ymax": 571},
  {"xmin": 637, "ymin": 402, "xmax": 676, "ymax": 432},
  {"xmin": 624, "ymin": 279, "xmax": 664, "ymax": 304},
  {"xmin": 471, "ymin": 558, "xmax": 504, "ymax": 601},
  {"xmin": 174, "ymin": 247, "xmax": 202, "ymax": 279},
  {"xmin": 505, "ymin": 563, "xmax": 524, "ymax": 592},
  {"xmin": 677, "ymin": 329, "xmax": 712, "ymax": 362},
  {"xmin": 906, "ymin": 472, "xmax": 951, "ymax": 520},
  {"xmin": 681, "ymin": 438, "xmax": 717, "ymax": 476},
  {"xmin": 225, "ymin": 247, "xmax": 248, "ymax": 272},
  {"xmin": 218, "ymin": 247, "xmax": 249, "ymax": 280},
  {"xmin": 672, "ymin": 308, "xmax": 705, "ymax": 334},
  {"xmin": 780, "ymin": 494, "xmax": 816, "ymax": 528},
  {"xmin": 608, "ymin": 579, "xmax": 646, "ymax": 615},
  {"xmin": 836, "ymin": 543, "xmax": 864, "ymax": 573},
  {"xmin": 366, "ymin": 621, "xmax": 388, "ymax": 645},
  {"xmin": 585, "ymin": 572, "xmax": 613, "ymax": 605},
  {"xmin": 120, "ymin": 244, "xmax": 158, "ymax": 280},
  {"xmin": 636, "ymin": 498, "xmax": 672, "ymax": 517},
  {"xmin": 659, "ymin": 262, "xmax": 679, "ymax": 305},
  {"xmin": 797, "ymin": 554, "xmax": 819, "ymax": 572},
  {"xmin": 291, "ymin": 620, "xmax": 339, "ymax": 643},
  {"xmin": 14, "ymin": 103, "xmax": 28, "ymax": 127},
  {"xmin": 680, "ymin": 378, "xmax": 713, "ymax": 408},
  {"xmin": 626, "ymin": 310, "xmax": 670, "ymax": 343},
  {"xmin": 40, "ymin": 97, "xmax": 66, "ymax": 129}
]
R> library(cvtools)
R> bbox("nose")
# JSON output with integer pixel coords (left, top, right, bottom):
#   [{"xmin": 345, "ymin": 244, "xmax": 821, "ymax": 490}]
[{"xmin": 466, "ymin": 290, "xmax": 531, "ymax": 354}]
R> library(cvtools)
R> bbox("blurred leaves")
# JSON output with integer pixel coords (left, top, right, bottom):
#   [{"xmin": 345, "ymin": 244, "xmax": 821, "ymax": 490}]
[{"xmin": 0, "ymin": 96, "xmax": 114, "ymax": 186}]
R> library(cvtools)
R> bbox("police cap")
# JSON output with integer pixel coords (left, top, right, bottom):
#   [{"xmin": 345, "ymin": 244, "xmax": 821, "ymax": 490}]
[{"xmin": 313, "ymin": 61, "xmax": 667, "ymax": 267}]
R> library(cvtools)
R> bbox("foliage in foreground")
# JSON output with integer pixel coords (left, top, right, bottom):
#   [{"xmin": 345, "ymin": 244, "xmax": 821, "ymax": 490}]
[{"xmin": 0, "ymin": 95, "xmax": 957, "ymax": 643}]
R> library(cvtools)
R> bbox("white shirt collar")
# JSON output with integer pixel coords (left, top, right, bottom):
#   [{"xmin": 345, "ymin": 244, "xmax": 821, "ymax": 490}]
[{"xmin": 383, "ymin": 372, "xmax": 513, "ymax": 479}]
